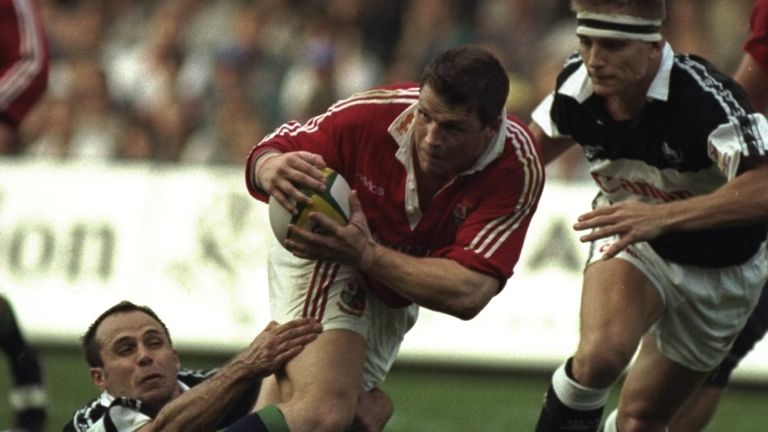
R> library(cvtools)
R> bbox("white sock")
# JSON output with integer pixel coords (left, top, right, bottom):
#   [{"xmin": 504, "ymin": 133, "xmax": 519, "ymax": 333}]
[{"xmin": 552, "ymin": 360, "xmax": 611, "ymax": 411}]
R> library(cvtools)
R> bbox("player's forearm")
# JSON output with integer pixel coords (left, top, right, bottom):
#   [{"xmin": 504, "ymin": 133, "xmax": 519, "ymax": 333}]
[
  {"xmin": 529, "ymin": 122, "xmax": 575, "ymax": 166},
  {"xmin": 367, "ymin": 246, "xmax": 497, "ymax": 320},
  {"xmin": 148, "ymin": 364, "xmax": 255, "ymax": 432},
  {"xmin": 660, "ymin": 163, "xmax": 768, "ymax": 232}
]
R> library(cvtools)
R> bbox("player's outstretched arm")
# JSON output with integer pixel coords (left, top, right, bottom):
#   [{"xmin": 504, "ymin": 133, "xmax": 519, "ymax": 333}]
[
  {"xmin": 574, "ymin": 160, "xmax": 768, "ymax": 259},
  {"xmin": 141, "ymin": 318, "xmax": 322, "ymax": 432}
]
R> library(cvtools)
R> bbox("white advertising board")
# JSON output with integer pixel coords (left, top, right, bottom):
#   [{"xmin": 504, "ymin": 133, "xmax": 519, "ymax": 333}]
[{"xmin": 1, "ymin": 158, "xmax": 765, "ymax": 382}]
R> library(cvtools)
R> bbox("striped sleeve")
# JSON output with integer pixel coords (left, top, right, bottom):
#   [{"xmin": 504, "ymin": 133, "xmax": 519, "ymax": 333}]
[
  {"xmin": 468, "ymin": 121, "xmax": 544, "ymax": 260},
  {"xmin": 0, "ymin": 0, "xmax": 49, "ymax": 127},
  {"xmin": 677, "ymin": 56, "xmax": 768, "ymax": 178}
]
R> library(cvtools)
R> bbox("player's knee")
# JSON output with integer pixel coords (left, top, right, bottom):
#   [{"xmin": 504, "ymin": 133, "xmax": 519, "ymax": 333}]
[
  {"xmin": 573, "ymin": 342, "xmax": 633, "ymax": 386},
  {"xmin": 618, "ymin": 413, "xmax": 667, "ymax": 432},
  {"xmin": 301, "ymin": 405, "xmax": 355, "ymax": 432},
  {"xmin": 288, "ymin": 389, "xmax": 359, "ymax": 432}
]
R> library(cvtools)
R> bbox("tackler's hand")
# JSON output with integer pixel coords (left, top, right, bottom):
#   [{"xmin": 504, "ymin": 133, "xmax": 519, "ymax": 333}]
[
  {"xmin": 257, "ymin": 151, "xmax": 327, "ymax": 214},
  {"xmin": 284, "ymin": 190, "xmax": 379, "ymax": 271},
  {"xmin": 574, "ymin": 201, "xmax": 668, "ymax": 259}
]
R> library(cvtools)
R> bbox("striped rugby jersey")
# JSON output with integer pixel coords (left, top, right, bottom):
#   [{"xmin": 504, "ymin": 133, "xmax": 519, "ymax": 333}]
[
  {"xmin": 63, "ymin": 368, "xmax": 259, "ymax": 432},
  {"xmin": 533, "ymin": 43, "xmax": 768, "ymax": 267},
  {"xmin": 247, "ymin": 83, "xmax": 544, "ymax": 306},
  {"xmin": 0, "ymin": 0, "xmax": 48, "ymax": 130}
]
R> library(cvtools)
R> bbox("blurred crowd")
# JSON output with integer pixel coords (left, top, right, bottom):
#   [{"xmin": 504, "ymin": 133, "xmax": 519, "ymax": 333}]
[{"xmin": 8, "ymin": 0, "xmax": 756, "ymax": 171}]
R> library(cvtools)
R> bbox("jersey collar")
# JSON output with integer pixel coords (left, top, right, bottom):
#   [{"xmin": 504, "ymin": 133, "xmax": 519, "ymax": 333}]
[
  {"xmin": 100, "ymin": 379, "xmax": 190, "ymax": 406},
  {"xmin": 388, "ymin": 101, "xmax": 506, "ymax": 174},
  {"xmin": 558, "ymin": 42, "xmax": 674, "ymax": 103}
]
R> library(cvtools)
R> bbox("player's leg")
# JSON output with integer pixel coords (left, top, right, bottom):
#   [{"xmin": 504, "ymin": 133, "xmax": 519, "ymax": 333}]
[
  {"xmin": 536, "ymin": 258, "xmax": 664, "ymax": 432},
  {"xmin": 669, "ymin": 279, "xmax": 768, "ymax": 431},
  {"xmin": 279, "ymin": 329, "xmax": 365, "ymax": 431},
  {"xmin": 245, "ymin": 237, "xmax": 378, "ymax": 432},
  {"xmin": 606, "ymin": 334, "xmax": 708, "ymax": 431},
  {"xmin": 230, "ymin": 329, "xmax": 365, "ymax": 432},
  {"xmin": 0, "ymin": 295, "xmax": 48, "ymax": 432},
  {"xmin": 666, "ymin": 385, "xmax": 722, "ymax": 432},
  {"xmin": 255, "ymin": 372, "xmax": 394, "ymax": 432}
]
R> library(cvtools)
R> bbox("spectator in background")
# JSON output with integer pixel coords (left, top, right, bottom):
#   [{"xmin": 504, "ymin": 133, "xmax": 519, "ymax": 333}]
[
  {"xmin": 7, "ymin": 0, "xmax": 757, "ymax": 166},
  {"xmin": 670, "ymin": 0, "xmax": 768, "ymax": 430}
]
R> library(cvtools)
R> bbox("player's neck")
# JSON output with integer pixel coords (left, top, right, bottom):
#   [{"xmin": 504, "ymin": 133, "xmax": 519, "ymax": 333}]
[{"xmin": 604, "ymin": 62, "xmax": 660, "ymax": 121}]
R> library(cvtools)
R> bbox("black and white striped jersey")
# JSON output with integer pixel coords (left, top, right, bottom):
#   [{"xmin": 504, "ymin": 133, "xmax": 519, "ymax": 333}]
[
  {"xmin": 63, "ymin": 368, "xmax": 259, "ymax": 432},
  {"xmin": 533, "ymin": 43, "xmax": 768, "ymax": 267}
]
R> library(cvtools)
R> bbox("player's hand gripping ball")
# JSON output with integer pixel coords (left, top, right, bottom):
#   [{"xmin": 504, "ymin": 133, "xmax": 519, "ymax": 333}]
[{"xmin": 268, "ymin": 167, "xmax": 351, "ymax": 247}]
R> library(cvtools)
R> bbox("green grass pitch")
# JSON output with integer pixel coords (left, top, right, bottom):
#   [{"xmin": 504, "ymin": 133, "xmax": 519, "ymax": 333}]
[{"xmin": 1, "ymin": 346, "xmax": 766, "ymax": 431}]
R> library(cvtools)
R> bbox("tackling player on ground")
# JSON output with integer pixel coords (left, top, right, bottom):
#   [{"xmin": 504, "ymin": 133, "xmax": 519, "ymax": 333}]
[{"xmin": 529, "ymin": 0, "xmax": 768, "ymax": 430}]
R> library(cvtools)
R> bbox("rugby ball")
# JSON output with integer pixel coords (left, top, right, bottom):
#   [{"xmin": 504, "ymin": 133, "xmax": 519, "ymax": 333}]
[{"xmin": 268, "ymin": 167, "xmax": 351, "ymax": 247}]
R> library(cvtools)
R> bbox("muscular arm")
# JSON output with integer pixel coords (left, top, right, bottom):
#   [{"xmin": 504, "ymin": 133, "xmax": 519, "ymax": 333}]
[
  {"xmin": 575, "ymin": 161, "xmax": 768, "ymax": 258},
  {"xmin": 141, "ymin": 319, "xmax": 321, "ymax": 432},
  {"xmin": 366, "ymin": 246, "xmax": 499, "ymax": 320},
  {"xmin": 286, "ymin": 191, "xmax": 499, "ymax": 320},
  {"xmin": 528, "ymin": 121, "xmax": 576, "ymax": 166}
]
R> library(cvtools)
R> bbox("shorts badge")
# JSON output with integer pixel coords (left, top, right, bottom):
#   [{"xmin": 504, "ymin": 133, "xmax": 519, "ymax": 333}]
[{"xmin": 338, "ymin": 282, "xmax": 366, "ymax": 316}]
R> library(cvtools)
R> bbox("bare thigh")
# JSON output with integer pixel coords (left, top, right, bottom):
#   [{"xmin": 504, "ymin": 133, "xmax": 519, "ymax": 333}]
[
  {"xmin": 574, "ymin": 259, "xmax": 664, "ymax": 387},
  {"xmin": 271, "ymin": 328, "xmax": 366, "ymax": 432},
  {"xmin": 618, "ymin": 334, "xmax": 708, "ymax": 429}
]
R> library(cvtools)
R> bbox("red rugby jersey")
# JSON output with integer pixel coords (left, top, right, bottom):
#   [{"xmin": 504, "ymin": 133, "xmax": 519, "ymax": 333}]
[
  {"xmin": 0, "ymin": 0, "xmax": 48, "ymax": 129},
  {"xmin": 745, "ymin": 0, "xmax": 768, "ymax": 73},
  {"xmin": 247, "ymin": 83, "xmax": 544, "ymax": 306}
]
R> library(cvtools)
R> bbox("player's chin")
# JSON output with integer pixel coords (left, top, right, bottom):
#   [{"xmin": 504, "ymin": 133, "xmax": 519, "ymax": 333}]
[
  {"xmin": 419, "ymin": 158, "xmax": 449, "ymax": 176},
  {"xmin": 136, "ymin": 387, "xmax": 175, "ymax": 409}
]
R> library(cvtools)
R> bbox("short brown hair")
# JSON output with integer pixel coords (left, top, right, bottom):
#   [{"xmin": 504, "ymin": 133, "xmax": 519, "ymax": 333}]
[
  {"xmin": 420, "ymin": 45, "xmax": 509, "ymax": 128},
  {"xmin": 82, "ymin": 300, "xmax": 172, "ymax": 367}
]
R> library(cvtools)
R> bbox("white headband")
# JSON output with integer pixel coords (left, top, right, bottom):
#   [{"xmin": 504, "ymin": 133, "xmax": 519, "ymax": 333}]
[{"xmin": 576, "ymin": 12, "xmax": 663, "ymax": 42}]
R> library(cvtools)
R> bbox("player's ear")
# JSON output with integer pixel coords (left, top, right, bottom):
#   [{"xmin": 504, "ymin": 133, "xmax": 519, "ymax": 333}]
[
  {"xmin": 483, "ymin": 116, "xmax": 503, "ymax": 141},
  {"xmin": 90, "ymin": 367, "xmax": 107, "ymax": 390},
  {"xmin": 649, "ymin": 40, "xmax": 664, "ymax": 59}
]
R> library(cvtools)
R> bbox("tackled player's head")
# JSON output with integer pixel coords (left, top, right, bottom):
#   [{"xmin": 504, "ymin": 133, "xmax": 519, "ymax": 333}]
[
  {"xmin": 82, "ymin": 300, "xmax": 173, "ymax": 368},
  {"xmin": 420, "ymin": 45, "xmax": 509, "ymax": 128},
  {"xmin": 82, "ymin": 300, "xmax": 181, "ymax": 411}
]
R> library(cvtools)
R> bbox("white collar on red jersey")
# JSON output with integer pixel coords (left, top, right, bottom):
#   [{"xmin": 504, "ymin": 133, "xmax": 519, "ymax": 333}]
[{"xmin": 388, "ymin": 101, "xmax": 507, "ymax": 175}]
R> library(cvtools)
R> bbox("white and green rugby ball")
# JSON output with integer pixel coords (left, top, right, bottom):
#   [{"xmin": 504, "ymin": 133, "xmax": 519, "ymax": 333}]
[{"xmin": 268, "ymin": 167, "xmax": 351, "ymax": 247}]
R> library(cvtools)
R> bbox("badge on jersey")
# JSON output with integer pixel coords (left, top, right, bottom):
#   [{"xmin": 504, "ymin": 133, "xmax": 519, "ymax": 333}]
[{"xmin": 338, "ymin": 282, "xmax": 366, "ymax": 316}]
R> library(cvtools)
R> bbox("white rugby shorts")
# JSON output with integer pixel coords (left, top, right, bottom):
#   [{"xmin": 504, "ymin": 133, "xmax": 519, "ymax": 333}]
[
  {"xmin": 267, "ymin": 236, "xmax": 418, "ymax": 390},
  {"xmin": 587, "ymin": 235, "xmax": 768, "ymax": 371}
]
